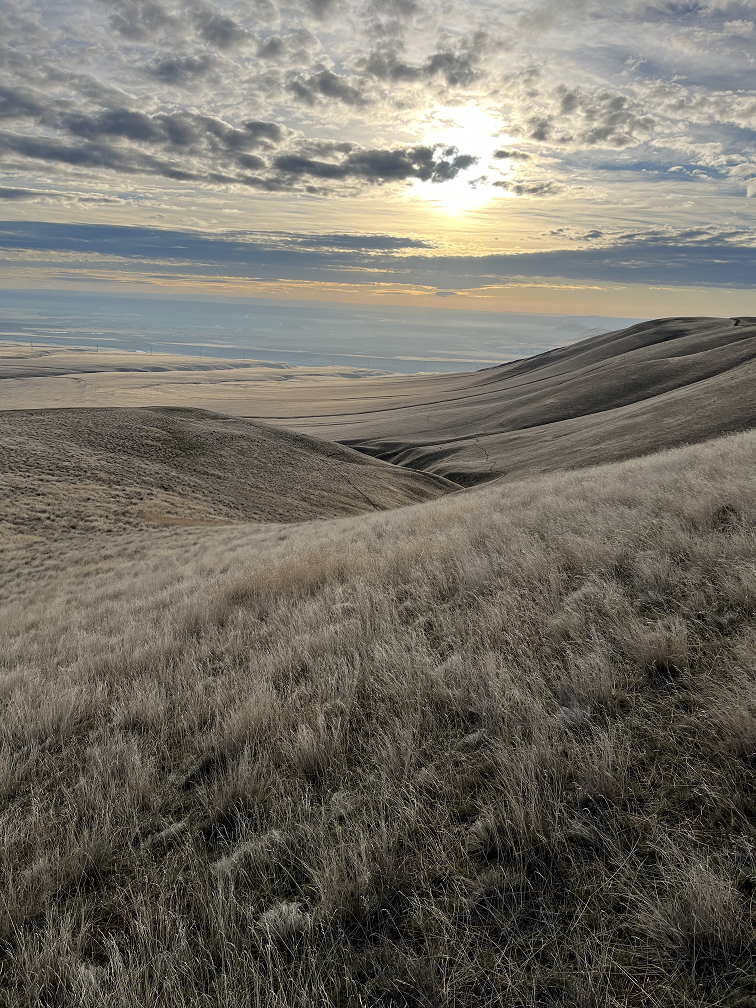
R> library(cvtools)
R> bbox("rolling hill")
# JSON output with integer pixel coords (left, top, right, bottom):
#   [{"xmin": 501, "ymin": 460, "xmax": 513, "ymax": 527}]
[
  {"xmin": 0, "ymin": 406, "xmax": 457, "ymax": 545},
  {"xmin": 249, "ymin": 316, "xmax": 756, "ymax": 484},
  {"xmin": 4, "ymin": 318, "xmax": 755, "ymax": 489},
  {"xmin": 2, "ymin": 427, "xmax": 755, "ymax": 1007},
  {"xmin": 2, "ymin": 316, "xmax": 756, "ymax": 1007}
]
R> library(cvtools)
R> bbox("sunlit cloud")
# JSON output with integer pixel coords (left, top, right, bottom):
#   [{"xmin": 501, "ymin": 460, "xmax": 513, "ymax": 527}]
[
  {"xmin": 0, "ymin": 0, "xmax": 754, "ymax": 313},
  {"xmin": 407, "ymin": 106, "xmax": 506, "ymax": 212}
]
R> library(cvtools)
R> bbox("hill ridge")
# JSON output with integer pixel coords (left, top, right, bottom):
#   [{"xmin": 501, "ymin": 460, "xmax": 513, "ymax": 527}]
[{"xmin": 247, "ymin": 316, "xmax": 756, "ymax": 484}]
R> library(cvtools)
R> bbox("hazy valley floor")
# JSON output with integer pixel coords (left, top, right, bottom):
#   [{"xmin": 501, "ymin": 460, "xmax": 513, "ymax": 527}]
[{"xmin": 2, "ymin": 427, "xmax": 756, "ymax": 1007}]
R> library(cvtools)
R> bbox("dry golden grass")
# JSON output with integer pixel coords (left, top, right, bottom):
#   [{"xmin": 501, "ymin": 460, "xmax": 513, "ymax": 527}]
[
  {"xmin": 0, "ymin": 407, "xmax": 455, "ymax": 554},
  {"xmin": 1, "ymin": 429, "xmax": 755, "ymax": 1007}
]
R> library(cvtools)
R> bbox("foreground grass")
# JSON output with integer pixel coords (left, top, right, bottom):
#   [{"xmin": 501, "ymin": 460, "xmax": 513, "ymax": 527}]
[{"xmin": 2, "ymin": 431, "xmax": 756, "ymax": 1007}]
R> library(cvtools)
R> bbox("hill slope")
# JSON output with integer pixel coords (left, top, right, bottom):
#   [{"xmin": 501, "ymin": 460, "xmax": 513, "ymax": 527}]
[
  {"xmin": 0, "ymin": 406, "xmax": 456, "ymax": 544},
  {"xmin": 240, "ymin": 316, "xmax": 756, "ymax": 483},
  {"xmin": 2, "ymin": 429, "xmax": 755, "ymax": 1007},
  {"xmin": 5, "ymin": 318, "xmax": 755, "ymax": 487}
]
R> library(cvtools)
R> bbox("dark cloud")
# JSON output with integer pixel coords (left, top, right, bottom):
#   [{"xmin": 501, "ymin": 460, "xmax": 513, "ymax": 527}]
[
  {"xmin": 47, "ymin": 106, "xmax": 286, "ymax": 168},
  {"xmin": 0, "ymin": 71, "xmax": 477, "ymax": 195},
  {"xmin": 359, "ymin": 33, "xmax": 488, "ymax": 88},
  {"xmin": 611, "ymin": 225, "xmax": 756, "ymax": 247},
  {"xmin": 65, "ymin": 108, "xmax": 165, "ymax": 143},
  {"xmin": 0, "ymin": 130, "xmax": 200, "ymax": 179},
  {"xmin": 99, "ymin": 0, "xmax": 252, "ymax": 49},
  {"xmin": 297, "ymin": 139, "xmax": 354, "ymax": 157},
  {"xmin": 361, "ymin": 50, "xmax": 423, "ymax": 83},
  {"xmin": 493, "ymin": 178, "xmax": 564, "ymax": 196},
  {"xmin": 236, "ymin": 153, "xmax": 266, "ymax": 169},
  {"xmin": 257, "ymin": 35, "xmax": 285, "ymax": 58},
  {"xmin": 274, "ymin": 144, "xmax": 477, "ymax": 183},
  {"xmin": 0, "ymin": 85, "xmax": 43, "ymax": 120},
  {"xmin": 192, "ymin": 6, "xmax": 253, "ymax": 49},
  {"xmin": 424, "ymin": 45, "xmax": 483, "ymax": 87},
  {"xmin": 0, "ymin": 222, "xmax": 431, "ymax": 265},
  {"xmin": 149, "ymin": 54, "xmax": 215, "ymax": 84},
  {"xmin": 0, "ymin": 187, "xmax": 41, "ymax": 199},
  {"xmin": 100, "ymin": 0, "xmax": 177, "ymax": 41},
  {"xmin": 242, "ymin": 120, "xmax": 287, "ymax": 144},
  {"xmin": 307, "ymin": 0, "xmax": 339, "ymax": 20},
  {"xmin": 0, "ymin": 187, "xmax": 119, "ymax": 203},
  {"xmin": 288, "ymin": 69, "xmax": 366, "ymax": 106},
  {"xmin": 546, "ymin": 224, "xmax": 756, "ymax": 247},
  {"xmin": 527, "ymin": 117, "xmax": 553, "ymax": 142},
  {"xmin": 255, "ymin": 29, "xmax": 320, "ymax": 61},
  {"xmin": 530, "ymin": 86, "xmax": 658, "ymax": 149},
  {"xmin": 362, "ymin": 0, "xmax": 419, "ymax": 42},
  {"xmin": 493, "ymin": 148, "xmax": 531, "ymax": 160}
]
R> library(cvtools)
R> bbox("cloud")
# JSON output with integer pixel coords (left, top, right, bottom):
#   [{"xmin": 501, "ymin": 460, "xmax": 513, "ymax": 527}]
[
  {"xmin": 0, "ymin": 85, "xmax": 44, "ymax": 120},
  {"xmin": 0, "ymin": 187, "xmax": 120, "ymax": 203},
  {"xmin": 1, "ymin": 0, "xmax": 755, "ymax": 246},
  {"xmin": 288, "ymin": 232, "xmax": 433, "ymax": 249},
  {"xmin": 493, "ymin": 148, "xmax": 531, "ymax": 160},
  {"xmin": 2, "ymin": 220, "xmax": 753, "ymax": 290},
  {"xmin": 99, "ymin": 0, "xmax": 253, "ymax": 48},
  {"xmin": 273, "ymin": 144, "xmax": 477, "ymax": 183},
  {"xmin": 493, "ymin": 178, "xmax": 565, "ymax": 197},
  {"xmin": 193, "ymin": 5, "xmax": 254, "ymax": 48},
  {"xmin": 149, "ymin": 54, "xmax": 216, "ymax": 84},
  {"xmin": 287, "ymin": 69, "xmax": 366, "ymax": 106},
  {"xmin": 0, "ymin": 41, "xmax": 481, "ymax": 196},
  {"xmin": 0, "ymin": 129, "xmax": 201, "ymax": 180},
  {"xmin": 544, "ymin": 223, "xmax": 756, "ymax": 248},
  {"xmin": 521, "ymin": 86, "xmax": 657, "ymax": 149},
  {"xmin": 100, "ymin": 0, "xmax": 178, "ymax": 42},
  {"xmin": 358, "ymin": 35, "xmax": 489, "ymax": 88}
]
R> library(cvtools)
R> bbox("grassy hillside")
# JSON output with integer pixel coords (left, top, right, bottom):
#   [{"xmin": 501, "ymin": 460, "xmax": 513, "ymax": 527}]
[
  {"xmin": 234, "ymin": 316, "xmax": 756, "ymax": 485},
  {"xmin": 333, "ymin": 316, "xmax": 756, "ymax": 483},
  {"xmin": 0, "ymin": 407, "xmax": 456, "ymax": 546},
  {"xmin": 5, "ymin": 319, "xmax": 756, "ymax": 489},
  {"xmin": 2, "ymin": 428, "xmax": 755, "ymax": 1007}
]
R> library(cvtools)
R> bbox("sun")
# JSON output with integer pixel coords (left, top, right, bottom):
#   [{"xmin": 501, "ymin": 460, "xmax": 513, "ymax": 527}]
[{"xmin": 408, "ymin": 106, "xmax": 505, "ymax": 213}]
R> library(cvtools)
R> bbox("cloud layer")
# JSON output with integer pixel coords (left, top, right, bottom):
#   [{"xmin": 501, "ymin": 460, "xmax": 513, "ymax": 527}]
[
  {"xmin": 1, "ymin": 0, "xmax": 755, "ymax": 297},
  {"xmin": 2, "ymin": 220, "xmax": 754, "ymax": 289}
]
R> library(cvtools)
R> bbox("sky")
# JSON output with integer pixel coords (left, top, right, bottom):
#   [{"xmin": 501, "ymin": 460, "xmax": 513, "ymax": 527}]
[{"xmin": 1, "ymin": 0, "xmax": 755, "ymax": 325}]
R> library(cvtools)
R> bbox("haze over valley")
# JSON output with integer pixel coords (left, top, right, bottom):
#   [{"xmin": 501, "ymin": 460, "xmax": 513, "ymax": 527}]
[{"xmin": 0, "ymin": 289, "xmax": 643, "ymax": 374}]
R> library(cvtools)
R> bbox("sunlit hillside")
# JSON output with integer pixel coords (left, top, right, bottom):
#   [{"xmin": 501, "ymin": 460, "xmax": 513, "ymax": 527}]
[{"xmin": 2, "ymin": 425, "xmax": 755, "ymax": 1007}]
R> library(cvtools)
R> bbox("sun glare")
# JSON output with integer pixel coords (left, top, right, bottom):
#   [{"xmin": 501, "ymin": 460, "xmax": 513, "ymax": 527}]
[{"xmin": 409, "ymin": 106, "xmax": 505, "ymax": 213}]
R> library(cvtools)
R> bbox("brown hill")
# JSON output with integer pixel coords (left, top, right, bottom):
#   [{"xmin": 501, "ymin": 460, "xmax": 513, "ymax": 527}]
[
  {"xmin": 245, "ymin": 316, "xmax": 756, "ymax": 484},
  {"xmin": 3, "ymin": 426, "xmax": 756, "ymax": 1006},
  {"xmin": 0, "ymin": 406, "xmax": 457, "ymax": 544}
]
